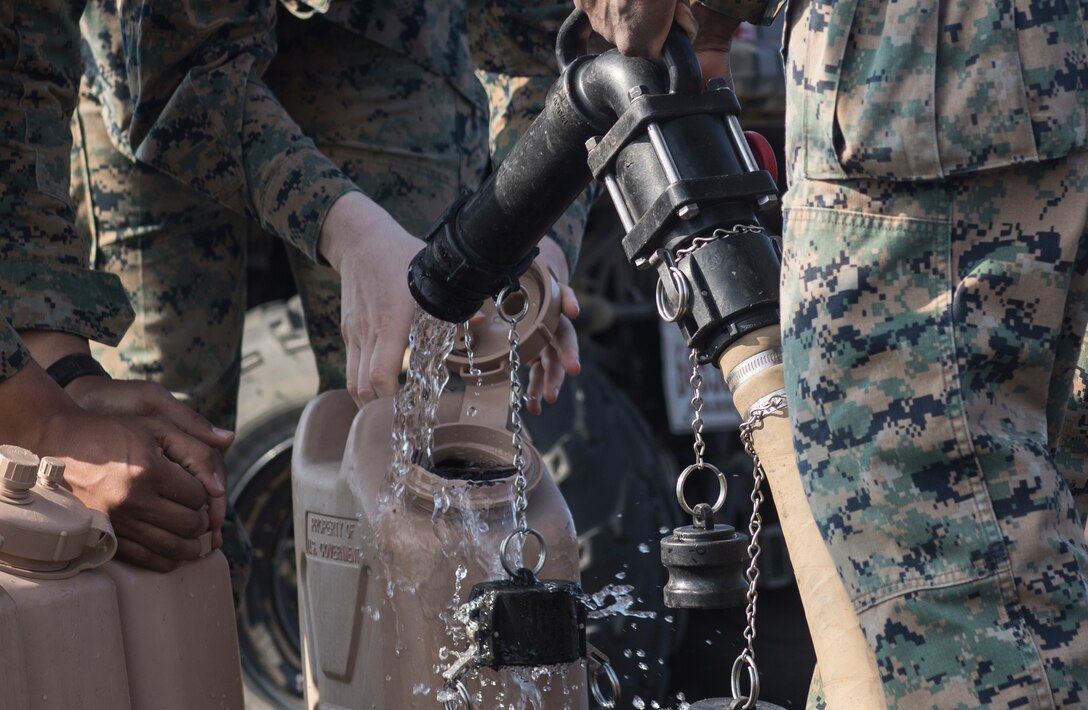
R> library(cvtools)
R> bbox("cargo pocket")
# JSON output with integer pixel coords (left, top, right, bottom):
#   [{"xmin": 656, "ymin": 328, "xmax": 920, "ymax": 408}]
[{"xmin": 781, "ymin": 190, "xmax": 1008, "ymax": 611}]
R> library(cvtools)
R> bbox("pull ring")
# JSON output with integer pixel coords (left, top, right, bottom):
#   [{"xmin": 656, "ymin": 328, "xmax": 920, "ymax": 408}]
[{"xmin": 676, "ymin": 462, "xmax": 728, "ymax": 516}]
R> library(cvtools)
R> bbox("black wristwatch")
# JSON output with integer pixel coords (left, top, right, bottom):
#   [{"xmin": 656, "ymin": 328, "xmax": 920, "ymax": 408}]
[{"xmin": 46, "ymin": 353, "xmax": 112, "ymax": 388}]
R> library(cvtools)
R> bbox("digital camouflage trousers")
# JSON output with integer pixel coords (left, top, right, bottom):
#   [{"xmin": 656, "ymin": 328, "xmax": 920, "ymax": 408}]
[{"xmin": 782, "ymin": 154, "xmax": 1088, "ymax": 709}]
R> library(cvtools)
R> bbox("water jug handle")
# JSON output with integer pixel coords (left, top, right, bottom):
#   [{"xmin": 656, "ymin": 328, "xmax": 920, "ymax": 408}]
[{"xmin": 69, "ymin": 509, "xmax": 118, "ymax": 574}]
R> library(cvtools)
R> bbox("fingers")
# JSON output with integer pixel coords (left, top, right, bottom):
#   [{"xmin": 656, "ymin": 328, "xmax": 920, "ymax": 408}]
[
  {"xmin": 114, "ymin": 537, "xmax": 181, "ymax": 573},
  {"xmin": 354, "ymin": 333, "xmax": 379, "ymax": 404},
  {"xmin": 554, "ymin": 315, "xmax": 582, "ymax": 378},
  {"xmin": 111, "ymin": 516, "xmax": 207, "ymax": 567},
  {"xmin": 155, "ymin": 427, "xmax": 227, "ymax": 537},
  {"xmin": 540, "ymin": 348, "xmax": 568, "ymax": 403},
  {"xmin": 559, "ymin": 283, "xmax": 580, "ymax": 321},
  {"xmin": 131, "ymin": 496, "xmax": 211, "ymax": 540},
  {"xmin": 526, "ymin": 361, "xmax": 546, "ymax": 416},
  {"xmin": 346, "ymin": 334, "xmax": 365, "ymax": 406},
  {"xmin": 368, "ymin": 318, "xmax": 412, "ymax": 400},
  {"xmin": 153, "ymin": 390, "xmax": 235, "ymax": 449},
  {"xmin": 368, "ymin": 340, "xmax": 403, "ymax": 400},
  {"xmin": 150, "ymin": 455, "xmax": 209, "ymax": 510},
  {"xmin": 525, "ymin": 316, "xmax": 581, "ymax": 417},
  {"xmin": 157, "ymin": 429, "xmax": 226, "ymax": 498},
  {"xmin": 674, "ymin": 0, "xmax": 699, "ymax": 41}
]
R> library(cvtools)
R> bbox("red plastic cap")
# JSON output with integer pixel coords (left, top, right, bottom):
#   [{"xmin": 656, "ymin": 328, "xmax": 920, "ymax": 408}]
[{"xmin": 744, "ymin": 131, "xmax": 778, "ymax": 186}]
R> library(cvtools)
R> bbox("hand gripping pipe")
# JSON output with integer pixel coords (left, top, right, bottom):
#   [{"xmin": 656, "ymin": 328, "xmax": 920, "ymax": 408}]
[{"xmin": 407, "ymin": 11, "xmax": 886, "ymax": 709}]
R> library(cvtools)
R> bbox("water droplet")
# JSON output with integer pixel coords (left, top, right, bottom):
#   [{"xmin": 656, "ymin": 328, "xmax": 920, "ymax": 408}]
[
  {"xmin": 467, "ymin": 405, "xmax": 478, "ymax": 417},
  {"xmin": 638, "ymin": 542, "xmax": 651, "ymax": 553}
]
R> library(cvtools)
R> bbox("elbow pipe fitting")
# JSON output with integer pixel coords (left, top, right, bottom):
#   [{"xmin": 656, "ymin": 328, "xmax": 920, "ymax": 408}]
[{"xmin": 407, "ymin": 29, "xmax": 683, "ymax": 323}]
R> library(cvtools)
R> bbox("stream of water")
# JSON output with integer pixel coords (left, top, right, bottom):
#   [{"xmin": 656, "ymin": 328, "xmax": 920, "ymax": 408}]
[
  {"xmin": 388, "ymin": 305, "xmax": 458, "ymax": 497},
  {"xmin": 382, "ymin": 306, "xmax": 694, "ymax": 709}
]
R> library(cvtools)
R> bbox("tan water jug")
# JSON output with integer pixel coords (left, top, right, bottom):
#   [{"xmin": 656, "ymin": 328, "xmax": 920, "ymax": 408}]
[
  {"xmin": 293, "ymin": 263, "xmax": 591, "ymax": 709},
  {"xmin": 0, "ymin": 445, "xmax": 244, "ymax": 710}
]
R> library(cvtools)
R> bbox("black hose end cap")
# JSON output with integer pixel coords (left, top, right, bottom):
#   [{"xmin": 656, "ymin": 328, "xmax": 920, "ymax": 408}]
[{"xmin": 407, "ymin": 250, "xmax": 487, "ymax": 323}]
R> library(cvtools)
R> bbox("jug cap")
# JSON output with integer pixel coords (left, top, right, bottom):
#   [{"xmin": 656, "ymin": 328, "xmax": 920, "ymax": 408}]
[
  {"xmin": 0, "ymin": 445, "xmax": 40, "ymax": 501},
  {"xmin": 0, "ymin": 447, "xmax": 116, "ymax": 578},
  {"xmin": 447, "ymin": 261, "xmax": 561, "ymax": 387},
  {"xmin": 37, "ymin": 457, "xmax": 66, "ymax": 488}
]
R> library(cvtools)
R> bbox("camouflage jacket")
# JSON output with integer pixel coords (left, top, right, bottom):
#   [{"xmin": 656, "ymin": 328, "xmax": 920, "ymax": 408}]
[
  {"xmin": 0, "ymin": 0, "xmax": 133, "ymax": 382},
  {"xmin": 702, "ymin": 0, "xmax": 1088, "ymax": 180},
  {"xmin": 79, "ymin": 0, "xmax": 583, "ymax": 265},
  {"xmin": 80, "ymin": 0, "xmax": 359, "ymax": 265}
]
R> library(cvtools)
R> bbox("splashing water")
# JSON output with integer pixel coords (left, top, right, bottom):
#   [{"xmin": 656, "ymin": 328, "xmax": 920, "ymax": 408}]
[
  {"xmin": 582, "ymin": 584, "xmax": 657, "ymax": 621},
  {"xmin": 389, "ymin": 305, "xmax": 458, "ymax": 496}
]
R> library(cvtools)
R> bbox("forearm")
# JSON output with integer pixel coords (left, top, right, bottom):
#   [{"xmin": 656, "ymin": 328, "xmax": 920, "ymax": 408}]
[
  {"xmin": 0, "ymin": 355, "xmax": 81, "ymax": 453},
  {"xmin": 18, "ymin": 330, "xmax": 91, "ymax": 368}
]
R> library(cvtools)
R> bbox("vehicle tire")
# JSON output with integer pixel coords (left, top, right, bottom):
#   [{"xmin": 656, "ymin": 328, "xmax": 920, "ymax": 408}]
[{"xmin": 229, "ymin": 297, "xmax": 315, "ymax": 710}]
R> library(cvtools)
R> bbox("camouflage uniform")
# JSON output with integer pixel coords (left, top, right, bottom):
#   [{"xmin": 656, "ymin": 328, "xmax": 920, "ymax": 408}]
[
  {"xmin": 0, "ymin": 0, "xmax": 132, "ymax": 382},
  {"xmin": 73, "ymin": 0, "xmax": 583, "ymax": 428},
  {"xmin": 702, "ymin": 0, "xmax": 1088, "ymax": 707}
]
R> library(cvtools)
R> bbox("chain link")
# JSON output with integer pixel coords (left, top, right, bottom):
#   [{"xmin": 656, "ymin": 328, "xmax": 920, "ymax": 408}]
[
  {"xmin": 673, "ymin": 224, "xmax": 765, "ymax": 261},
  {"xmin": 688, "ymin": 348, "xmax": 706, "ymax": 465},
  {"xmin": 731, "ymin": 392, "xmax": 788, "ymax": 709},
  {"xmin": 461, "ymin": 320, "xmax": 483, "ymax": 400},
  {"xmin": 497, "ymin": 287, "xmax": 529, "ymax": 534}
]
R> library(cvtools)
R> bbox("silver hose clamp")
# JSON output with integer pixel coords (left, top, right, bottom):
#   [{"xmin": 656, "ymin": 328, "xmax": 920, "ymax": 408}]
[{"xmin": 725, "ymin": 348, "xmax": 783, "ymax": 394}]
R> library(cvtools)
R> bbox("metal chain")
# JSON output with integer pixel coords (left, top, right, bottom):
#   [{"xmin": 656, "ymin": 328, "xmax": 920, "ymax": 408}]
[
  {"xmin": 730, "ymin": 392, "xmax": 788, "ymax": 710},
  {"xmin": 674, "ymin": 224, "xmax": 765, "ymax": 261},
  {"xmin": 498, "ymin": 289, "xmax": 529, "ymax": 533},
  {"xmin": 689, "ymin": 348, "xmax": 706, "ymax": 466},
  {"xmin": 461, "ymin": 320, "xmax": 483, "ymax": 399}
]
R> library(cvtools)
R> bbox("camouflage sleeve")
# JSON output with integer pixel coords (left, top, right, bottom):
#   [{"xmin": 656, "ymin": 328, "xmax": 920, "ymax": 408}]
[
  {"xmin": 470, "ymin": 0, "xmax": 590, "ymax": 273},
  {"xmin": 0, "ymin": 320, "xmax": 31, "ymax": 383},
  {"xmin": 82, "ymin": 0, "xmax": 361, "ymax": 262},
  {"xmin": 694, "ymin": 0, "xmax": 785, "ymax": 26},
  {"xmin": 0, "ymin": 0, "xmax": 134, "ymax": 346}
]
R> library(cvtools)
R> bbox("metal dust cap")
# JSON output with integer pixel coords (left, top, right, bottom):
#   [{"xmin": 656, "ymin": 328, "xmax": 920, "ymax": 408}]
[
  {"xmin": 447, "ymin": 261, "xmax": 560, "ymax": 386},
  {"xmin": 0, "ymin": 445, "xmax": 40, "ymax": 501},
  {"xmin": 660, "ymin": 504, "xmax": 750, "ymax": 609}
]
